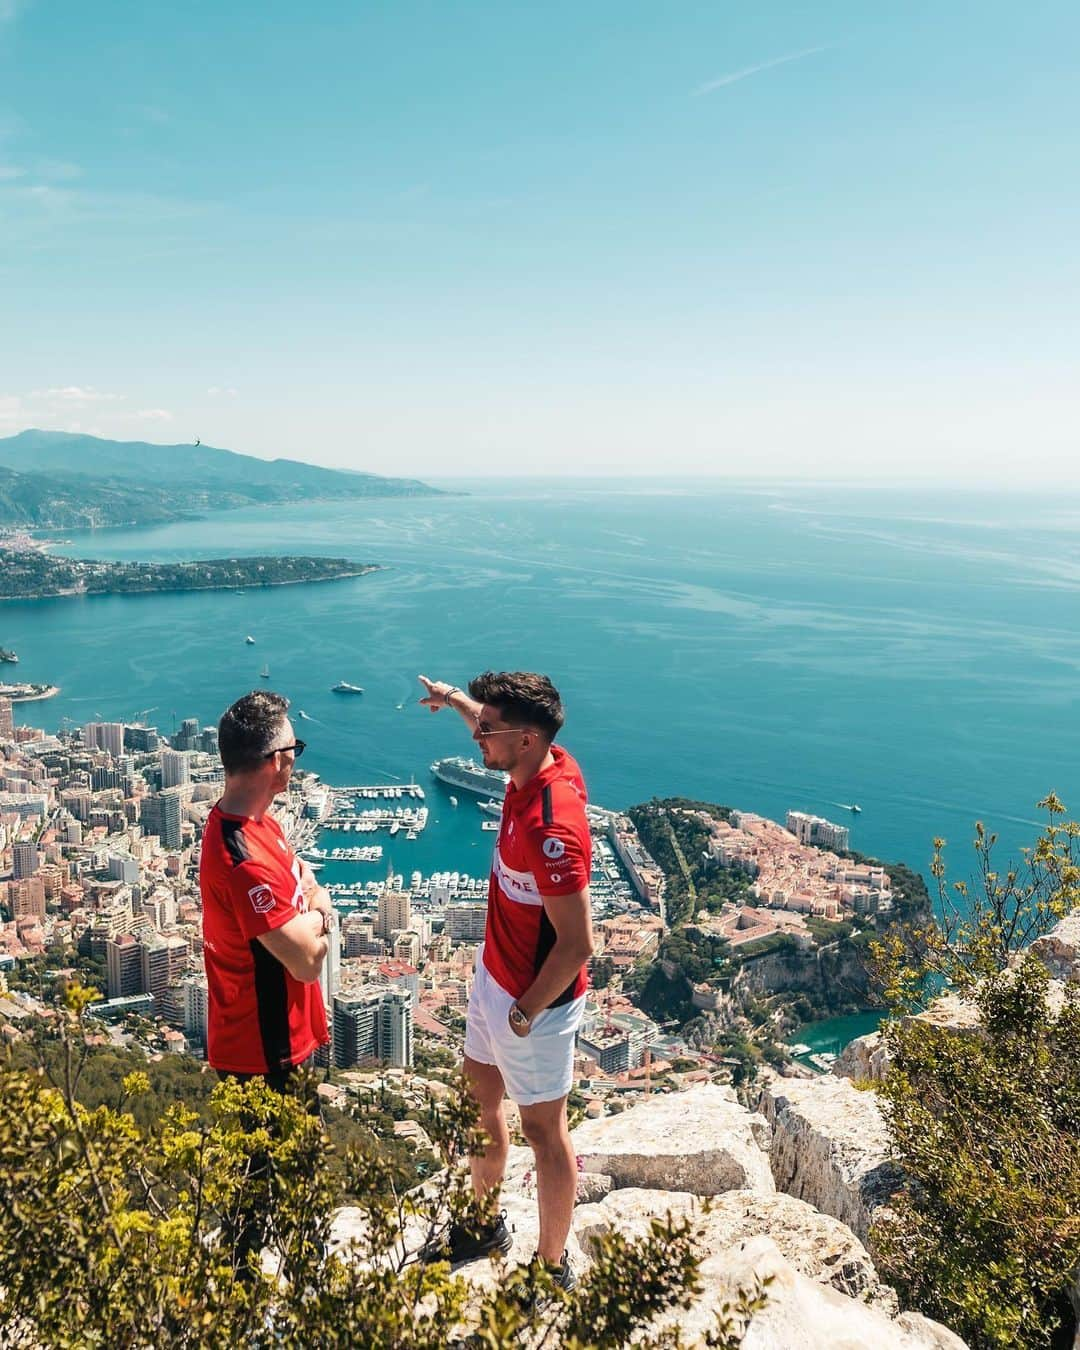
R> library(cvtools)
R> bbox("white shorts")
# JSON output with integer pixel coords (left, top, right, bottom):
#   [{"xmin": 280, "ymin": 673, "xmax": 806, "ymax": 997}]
[{"xmin": 464, "ymin": 947, "xmax": 586, "ymax": 1107}]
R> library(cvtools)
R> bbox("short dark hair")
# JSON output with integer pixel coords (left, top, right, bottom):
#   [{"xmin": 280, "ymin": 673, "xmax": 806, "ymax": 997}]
[
  {"xmin": 467, "ymin": 671, "xmax": 565, "ymax": 742},
  {"xmin": 218, "ymin": 690, "xmax": 290, "ymax": 775}
]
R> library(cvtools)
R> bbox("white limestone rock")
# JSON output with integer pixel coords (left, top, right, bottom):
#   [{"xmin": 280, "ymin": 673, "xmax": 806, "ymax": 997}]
[
  {"xmin": 575, "ymin": 1170, "xmax": 614, "ymax": 1203},
  {"xmin": 573, "ymin": 1186, "xmax": 895, "ymax": 1309},
  {"xmin": 1029, "ymin": 907, "xmax": 1080, "ymax": 983},
  {"xmin": 895, "ymin": 1311, "xmax": 975, "ymax": 1349},
  {"xmin": 833, "ymin": 995, "xmax": 981, "ymax": 1084},
  {"xmin": 570, "ymin": 1083, "xmax": 774, "ymax": 1195},
  {"xmin": 833, "ymin": 1030, "xmax": 887, "ymax": 1082},
  {"xmin": 756, "ymin": 1075, "xmax": 902, "ymax": 1245},
  {"xmin": 646, "ymin": 1236, "xmax": 971, "ymax": 1349}
]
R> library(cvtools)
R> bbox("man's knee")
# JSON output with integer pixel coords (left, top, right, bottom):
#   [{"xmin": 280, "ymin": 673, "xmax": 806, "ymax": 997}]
[
  {"xmin": 463, "ymin": 1057, "xmax": 506, "ymax": 1114},
  {"xmin": 519, "ymin": 1101, "xmax": 567, "ymax": 1151}
]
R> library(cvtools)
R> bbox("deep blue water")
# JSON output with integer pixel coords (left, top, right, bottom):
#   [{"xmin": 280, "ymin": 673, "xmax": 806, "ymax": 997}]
[{"xmin": 5, "ymin": 479, "xmax": 1080, "ymax": 894}]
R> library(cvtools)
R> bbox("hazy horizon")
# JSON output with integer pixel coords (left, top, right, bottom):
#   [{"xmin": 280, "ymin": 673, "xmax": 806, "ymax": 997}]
[{"xmin": 2, "ymin": 2, "xmax": 1078, "ymax": 481}]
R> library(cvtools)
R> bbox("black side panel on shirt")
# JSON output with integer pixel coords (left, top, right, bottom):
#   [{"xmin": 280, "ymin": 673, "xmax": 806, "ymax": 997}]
[
  {"xmin": 541, "ymin": 786, "xmax": 553, "ymax": 827},
  {"xmin": 220, "ymin": 816, "xmax": 251, "ymax": 866},
  {"xmin": 250, "ymin": 939, "xmax": 292, "ymax": 1071},
  {"xmin": 534, "ymin": 906, "xmax": 577, "ymax": 1009}
]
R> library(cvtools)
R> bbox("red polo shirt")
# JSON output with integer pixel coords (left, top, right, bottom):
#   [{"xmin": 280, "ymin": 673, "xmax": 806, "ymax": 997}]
[
  {"xmin": 484, "ymin": 745, "xmax": 592, "ymax": 1006},
  {"xmin": 200, "ymin": 804, "xmax": 328, "ymax": 1074}
]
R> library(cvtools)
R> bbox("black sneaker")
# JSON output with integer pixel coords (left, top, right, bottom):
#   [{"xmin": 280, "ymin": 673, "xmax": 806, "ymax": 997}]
[
  {"xmin": 417, "ymin": 1210, "xmax": 513, "ymax": 1266},
  {"xmin": 551, "ymin": 1252, "xmax": 577, "ymax": 1294},
  {"xmin": 513, "ymin": 1250, "xmax": 577, "ymax": 1309}
]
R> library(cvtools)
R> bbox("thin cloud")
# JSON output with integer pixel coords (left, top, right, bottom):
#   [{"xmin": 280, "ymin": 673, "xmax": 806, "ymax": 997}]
[
  {"xmin": 693, "ymin": 44, "xmax": 833, "ymax": 97},
  {"xmin": 30, "ymin": 385, "xmax": 124, "ymax": 403},
  {"xmin": 135, "ymin": 408, "xmax": 173, "ymax": 422}
]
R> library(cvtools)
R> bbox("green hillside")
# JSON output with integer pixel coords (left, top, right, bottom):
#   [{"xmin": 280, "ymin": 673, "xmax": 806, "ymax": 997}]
[{"xmin": 0, "ymin": 430, "xmax": 443, "ymax": 528}]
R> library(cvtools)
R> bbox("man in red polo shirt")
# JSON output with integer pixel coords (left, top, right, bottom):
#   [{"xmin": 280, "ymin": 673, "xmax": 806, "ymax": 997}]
[
  {"xmin": 200, "ymin": 689, "xmax": 331, "ymax": 1086},
  {"xmin": 417, "ymin": 671, "xmax": 594, "ymax": 1294}
]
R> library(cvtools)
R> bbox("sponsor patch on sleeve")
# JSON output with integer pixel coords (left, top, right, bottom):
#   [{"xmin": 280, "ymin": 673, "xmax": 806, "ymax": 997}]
[
  {"xmin": 542, "ymin": 837, "xmax": 566, "ymax": 860},
  {"xmin": 248, "ymin": 883, "xmax": 276, "ymax": 915}
]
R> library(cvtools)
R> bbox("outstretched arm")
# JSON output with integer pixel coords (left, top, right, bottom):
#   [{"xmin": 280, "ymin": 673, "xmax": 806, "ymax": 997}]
[{"xmin": 418, "ymin": 675, "xmax": 483, "ymax": 729}]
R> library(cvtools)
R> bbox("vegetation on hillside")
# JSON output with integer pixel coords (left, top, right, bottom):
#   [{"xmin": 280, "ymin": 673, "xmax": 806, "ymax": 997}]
[
  {"xmin": 870, "ymin": 797, "xmax": 1080, "ymax": 1349},
  {"xmin": 625, "ymin": 796, "xmax": 903, "ymax": 1034},
  {"xmin": 0, "ymin": 550, "xmax": 376, "ymax": 599},
  {"xmin": 628, "ymin": 798, "xmax": 744, "ymax": 928},
  {"xmin": 0, "ymin": 429, "xmax": 443, "ymax": 528}
]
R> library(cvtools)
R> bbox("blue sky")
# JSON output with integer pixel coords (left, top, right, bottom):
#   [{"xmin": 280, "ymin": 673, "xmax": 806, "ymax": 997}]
[{"xmin": 1, "ymin": 1, "xmax": 1077, "ymax": 479}]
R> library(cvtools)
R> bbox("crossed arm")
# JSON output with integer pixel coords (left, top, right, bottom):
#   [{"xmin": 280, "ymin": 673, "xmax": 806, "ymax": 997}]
[{"xmin": 253, "ymin": 859, "xmax": 334, "ymax": 984}]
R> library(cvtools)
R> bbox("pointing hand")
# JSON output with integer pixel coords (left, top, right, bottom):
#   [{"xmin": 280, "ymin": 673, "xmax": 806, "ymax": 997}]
[{"xmin": 418, "ymin": 675, "xmax": 455, "ymax": 712}]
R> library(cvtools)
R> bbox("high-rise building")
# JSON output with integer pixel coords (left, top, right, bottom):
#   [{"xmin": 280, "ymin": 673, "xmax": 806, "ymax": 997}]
[
  {"xmin": 0, "ymin": 696, "xmax": 13, "ymax": 740},
  {"xmin": 182, "ymin": 973, "xmax": 209, "ymax": 1048},
  {"xmin": 9, "ymin": 876, "xmax": 46, "ymax": 920},
  {"xmin": 160, "ymin": 749, "xmax": 191, "ymax": 789},
  {"xmin": 12, "ymin": 840, "xmax": 39, "ymax": 879},
  {"xmin": 377, "ymin": 889, "xmax": 411, "ymax": 940},
  {"xmin": 61, "ymin": 789, "xmax": 92, "ymax": 822},
  {"xmin": 331, "ymin": 986, "xmax": 413, "ymax": 1069},
  {"xmin": 124, "ymin": 725, "xmax": 160, "ymax": 753},
  {"xmin": 332, "ymin": 988, "xmax": 382, "ymax": 1069},
  {"xmin": 141, "ymin": 890, "xmax": 177, "ymax": 931},
  {"xmin": 446, "ymin": 902, "xmax": 487, "ymax": 943},
  {"xmin": 106, "ymin": 935, "xmax": 144, "ymax": 999},
  {"xmin": 379, "ymin": 988, "xmax": 414, "ymax": 1069},
  {"xmin": 785, "ymin": 811, "xmax": 850, "ymax": 854},
  {"xmin": 107, "ymin": 853, "xmax": 140, "ymax": 885},
  {"xmin": 141, "ymin": 787, "xmax": 186, "ymax": 850},
  {"xmin": 199, "ymin": 726, "xmax": 219, "ymax": 755},
  {"xmin": 343, "ymin": 920, "xmax": 378, "ymax": 957},
  {"xmin": 140, "ymin": 937, "xmax": 173, "ymax": 1000},
  {"xmin": 84, "ymin": 722, "xmax": 125, "ymax": 759}
]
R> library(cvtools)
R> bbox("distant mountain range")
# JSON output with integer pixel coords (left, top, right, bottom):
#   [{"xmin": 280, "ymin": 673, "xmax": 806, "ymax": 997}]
[{"xmin": 0, "ymin": 430, "xmax": 443, "ymax": 529}]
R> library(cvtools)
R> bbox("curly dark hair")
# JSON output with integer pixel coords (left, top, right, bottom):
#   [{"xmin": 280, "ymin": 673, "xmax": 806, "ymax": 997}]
[
  {"xmin": 218, "ymin": 690, "xmax": 290, "ymax": 775},
  {"xmin": 467, "ymin": 671, "xmax": 565, "ymax": 741}
]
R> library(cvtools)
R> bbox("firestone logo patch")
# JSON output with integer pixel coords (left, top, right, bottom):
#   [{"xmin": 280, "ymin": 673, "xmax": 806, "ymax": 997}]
[
  {"xmin": 248, "ymin": 884, "xmax": 275, "ymax": 915},
  {"xmin": 542, "ymin": 837, "xmax": 566, "ymax": 860}
]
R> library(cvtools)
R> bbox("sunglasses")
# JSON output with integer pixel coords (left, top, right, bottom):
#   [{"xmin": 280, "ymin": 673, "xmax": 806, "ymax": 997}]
[{"xmin": 264, "ymin": 739, "xmax": 306, "ymax": 759}]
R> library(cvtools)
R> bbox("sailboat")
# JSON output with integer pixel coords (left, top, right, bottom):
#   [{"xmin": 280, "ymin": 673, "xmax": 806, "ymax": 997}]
[
  {"xmin": 260, "ymin": 664, "xmax": 270, "ymax": 679},
  {"xmin": 245, "ymin": 635, "xmax": 255, "ymax": 645}
]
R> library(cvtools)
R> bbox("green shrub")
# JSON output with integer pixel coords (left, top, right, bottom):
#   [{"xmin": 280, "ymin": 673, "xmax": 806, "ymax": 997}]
[
  {"xmin": 0, "ymin": 984, "xmax": 765, "ymax": 1348},
  {"xmin": 870, "ymin": 796, "xmax": 1080, "ymax": 1348}
]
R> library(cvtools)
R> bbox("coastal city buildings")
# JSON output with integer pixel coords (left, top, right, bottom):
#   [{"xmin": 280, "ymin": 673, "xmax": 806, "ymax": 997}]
[
  {"xmin": 704, "ymin": 810, "xmax": 891, "ymax": 918},
  {"xmin": 0, "ymin": 699, "xmax": 845, "ymax": 1111}
]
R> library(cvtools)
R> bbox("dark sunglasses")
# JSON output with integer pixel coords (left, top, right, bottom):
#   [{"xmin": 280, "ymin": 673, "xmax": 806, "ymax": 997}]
[{"xmin": 264, "ymin": 739, "xmax": 306, "ymax": 760}]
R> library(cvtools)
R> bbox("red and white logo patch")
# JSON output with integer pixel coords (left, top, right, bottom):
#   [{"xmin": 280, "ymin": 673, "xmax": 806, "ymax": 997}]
[
  {"xmin": 248, "ymin": 883, "xmax": 275, "ymax": 914},
  {"xmin": 542, "ymin": 837, "xmax": 566, "ymax": 860}
]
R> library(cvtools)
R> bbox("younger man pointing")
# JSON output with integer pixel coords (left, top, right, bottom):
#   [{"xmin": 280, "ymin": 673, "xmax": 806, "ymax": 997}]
[{"xmin": 418, "ymin": 671, "xmax": 594, "ymax": 1293}]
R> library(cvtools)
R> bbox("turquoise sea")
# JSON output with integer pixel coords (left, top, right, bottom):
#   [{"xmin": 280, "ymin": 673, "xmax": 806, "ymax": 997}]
[{"xmin": 6, "ymin": 479, "xmax": 1079, "ymax": 1045}]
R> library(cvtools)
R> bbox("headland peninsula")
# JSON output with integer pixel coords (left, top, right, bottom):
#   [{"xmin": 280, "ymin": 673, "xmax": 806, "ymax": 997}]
[
  {"xmin": 0, "ymin": 550, "xmax": 379, "ymax": 601},
  {"xmin": 0, "ymin": 429, "xmax": 444, "ymax": 530}
]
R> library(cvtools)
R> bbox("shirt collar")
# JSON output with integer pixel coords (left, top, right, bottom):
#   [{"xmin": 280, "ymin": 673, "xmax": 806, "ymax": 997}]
[{"xmin": 506, "ymin": 744, "xmax": 569, "ymax": 811}]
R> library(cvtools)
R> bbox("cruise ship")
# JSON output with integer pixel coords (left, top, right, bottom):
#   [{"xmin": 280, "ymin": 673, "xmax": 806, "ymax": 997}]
[{"xmin": 430, "ymin": 756, "xmax": 509, "ymax": 798}]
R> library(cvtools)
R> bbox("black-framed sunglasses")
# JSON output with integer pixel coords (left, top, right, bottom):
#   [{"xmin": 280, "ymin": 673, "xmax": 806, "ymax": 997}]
[{"xmin": 264, "ymin": 739, "xmax": 306, "ymax": 759}]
